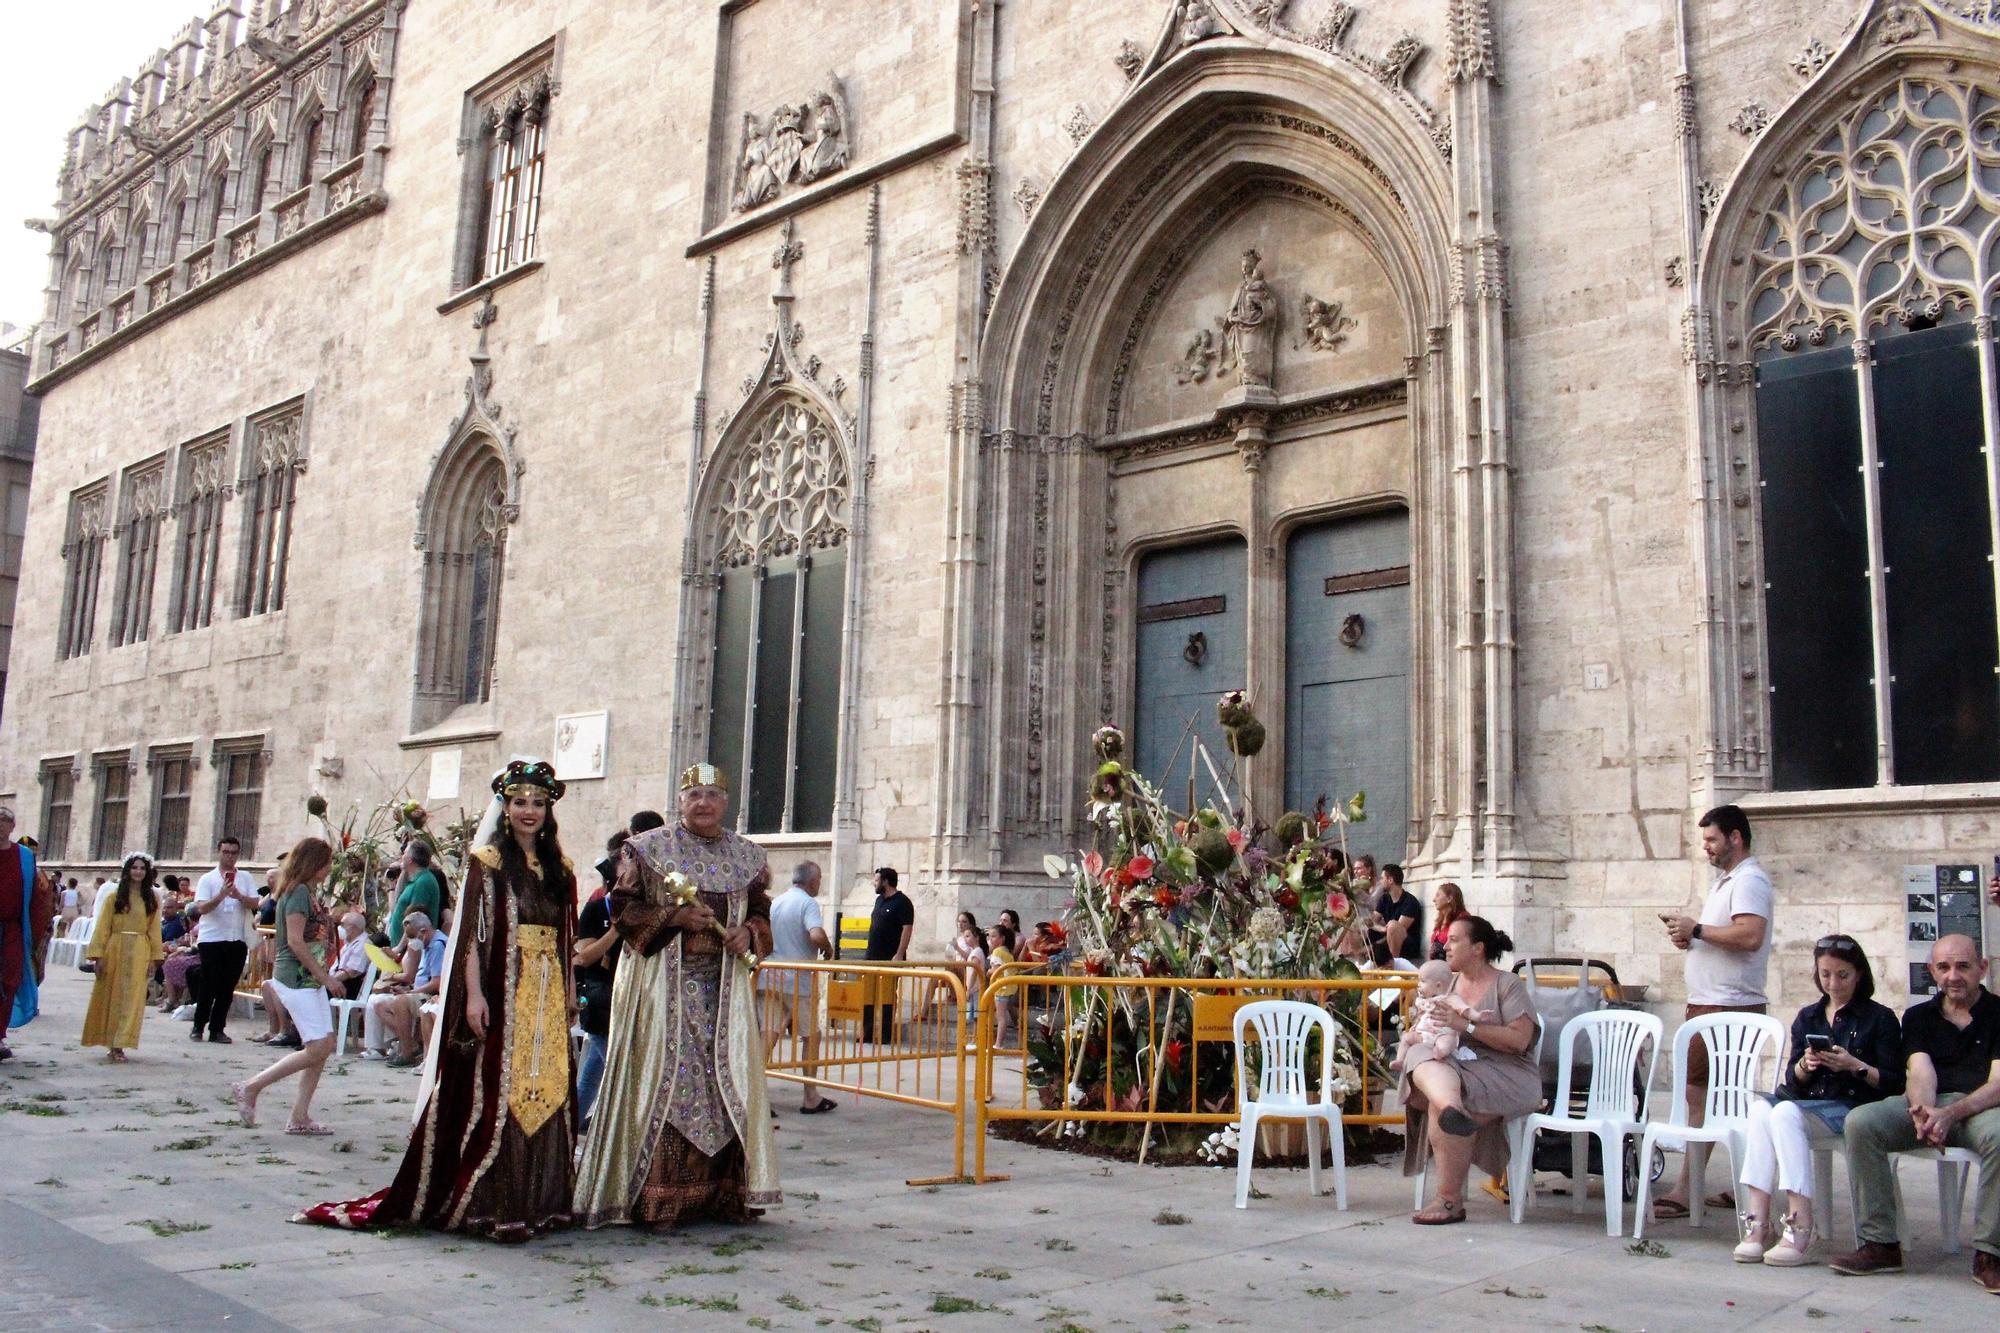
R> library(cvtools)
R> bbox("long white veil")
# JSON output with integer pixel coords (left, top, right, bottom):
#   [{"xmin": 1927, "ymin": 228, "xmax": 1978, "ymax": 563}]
[{"xmin": 410, "ymin": 774, "xmax": 510, "ymax": 1124}]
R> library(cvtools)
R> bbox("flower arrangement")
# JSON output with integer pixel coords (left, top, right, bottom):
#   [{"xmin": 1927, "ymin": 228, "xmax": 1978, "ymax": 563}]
[
  {"xmin": 1021, "ymin": 703, "xmax": 1379, "ymax": 1161},
  {"xmin": 303, "ymin": 791, "xmax": 479, "ymax": 930}
]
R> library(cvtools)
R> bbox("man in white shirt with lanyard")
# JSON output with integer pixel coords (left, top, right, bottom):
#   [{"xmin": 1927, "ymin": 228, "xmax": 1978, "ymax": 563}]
[
  {"xmin": 1653, "ymin": 803, "xmax": 1774, "ymax": 1220},
  {"xmin": 187, "ymin": 834, "xmax": 259, "ymax": 1043}
]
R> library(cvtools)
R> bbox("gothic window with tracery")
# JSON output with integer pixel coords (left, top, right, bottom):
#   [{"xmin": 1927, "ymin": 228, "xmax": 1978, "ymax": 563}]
[
  {"xmin": 705, "ymin": 396, "xmax": 851, "ymax": 834},
  {"xmin": 413, "ymin": 439, "xmax": 509, "ymax": 729},
  {"xmin": 169, "ymin": 434, "xmax": 229, "ymax": 633},
  {"xmin": 1743, "ymin": 75, "xmax": 2000, "ymax": 789},
  {"xmin": 473, "ymin": 74, "xmax": 551, "ymax": 284},
  {"xmin": 57, "ymin": 484, "xmax": 109, "ymax": 660},
  {"xmin": 346, "ymin": 75, "xmax": 378, "ymax": 161},
  {"xmin": 294, "ymin": 106, "xmax": 325, "ymax": 191},
  {"xmin": 110, "ymin": 457, "xmax": 168, "ymax": 647},
  {"xmin": 237, "ymin": 405, "xmax": 304, "ymax": 618},
  {"xmin": 243, "ymin": 139, "xmax": 276, "ymax": 219},
  {"xmin": 38, "ymin": 760, "xmax": 75, "ymax": 862}
]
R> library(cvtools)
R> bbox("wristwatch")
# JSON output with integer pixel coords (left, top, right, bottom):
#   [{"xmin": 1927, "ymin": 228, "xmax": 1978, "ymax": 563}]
[
  {"xmin": 1691, "ymin": 923, "xmax": 1704, "ymax": 941},
  {"xmin": 1466, "ymin": 1020, "xmax": 1479, "ymax": 1040}
]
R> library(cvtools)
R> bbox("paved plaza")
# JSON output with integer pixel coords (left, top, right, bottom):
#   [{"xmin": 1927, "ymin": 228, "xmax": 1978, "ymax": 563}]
[{"xmin": 1, "ymin": 970, "xmax": 1993, "ymax": 1332}]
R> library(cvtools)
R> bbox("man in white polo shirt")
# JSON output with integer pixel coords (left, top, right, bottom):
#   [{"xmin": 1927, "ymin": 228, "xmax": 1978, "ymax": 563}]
[
  {"xmin": 187, "ymin": 834, "xmax": 259, "ymax": 1043},
  {"xmin": 1653, "ymin": 803, "xmax": 1774, "ymax": 1219}
]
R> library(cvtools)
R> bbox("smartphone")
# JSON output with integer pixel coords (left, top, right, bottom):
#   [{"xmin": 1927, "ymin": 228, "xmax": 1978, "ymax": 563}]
[{"xmin": 1805, "ymin": 1034, "xmax": 1832, "ymax": 1052}]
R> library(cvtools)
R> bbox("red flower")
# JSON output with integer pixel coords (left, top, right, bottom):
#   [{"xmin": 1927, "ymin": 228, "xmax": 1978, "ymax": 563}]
[
  {"xmin": 1225, "ymin": 827, "xmax": 1246, "ymax": 851},
  {"xmin": 1083, "ymin": 956, "xmax": 1106, "ymax": 977},
  {"xmin": 1316, "ymin": 812, "xmax": 1332, "ymax": 831},
  {"xmin": 1153, "ymin": 886, "xmax": 1177, "ymax": 912},
  {"xmin": 1275, "ymin": 887, "xmax": 1301, "ymax": 912},
  {"xmin": 1165, "ymin": 1039, "xmax": 1188, "ymax": 1072},
  {"xmin": 340, "ymin": 832, "xmax": 353, "ymax": 849},
  {"xmin": 1083, "ymin": 851, "xmax": 1104, "ymax": 877},
  {"xmin": 1327, "ymin": 893, "xmax": 1349, "ymax": 917},
  {"xmin": 1128, "ymin": 855, "xmax": 1155, "ymax": 880},
  {"xmin": 1174, "ymin": 820, "xmax": 1189, "ymax": 837}
]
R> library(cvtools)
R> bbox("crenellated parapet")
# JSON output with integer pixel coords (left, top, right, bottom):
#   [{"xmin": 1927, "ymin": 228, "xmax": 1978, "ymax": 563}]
[{"xmin": 33, "ymin": 0, "xmax": 404, "ymax": 390}]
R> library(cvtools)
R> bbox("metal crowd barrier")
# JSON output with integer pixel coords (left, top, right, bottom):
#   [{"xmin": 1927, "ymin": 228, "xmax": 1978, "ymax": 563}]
[
  {"xmin": 970, "ymin": 972, "xmax": 1416, "ymax": 1183},
  {"xmin": 756, "ymin": 958, "xmax": 973, "ymax": 1185}
]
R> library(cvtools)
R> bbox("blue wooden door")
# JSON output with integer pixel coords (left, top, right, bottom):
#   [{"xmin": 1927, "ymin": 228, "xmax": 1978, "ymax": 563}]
[
  {"xmin": 1285, "ymin": 511, "xmax": 1411, "ymax": 869},
  {"xmin": 1134, "ymin": 538, "xmax": 1247, "ymax": 797}
]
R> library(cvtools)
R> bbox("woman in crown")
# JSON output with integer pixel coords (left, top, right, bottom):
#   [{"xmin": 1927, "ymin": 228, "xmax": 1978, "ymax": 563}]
[
  {"xmin": 298, "ymin": 760, "xmax": 578, "ymax": 1241},
  {"xmin": 575, "ymin": 762, "xmax": 781, "ymax": 1231}
]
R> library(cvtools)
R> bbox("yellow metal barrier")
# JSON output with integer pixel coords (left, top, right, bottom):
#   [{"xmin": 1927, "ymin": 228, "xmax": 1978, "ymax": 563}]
[
  {"xmin": 757, "ymin": 959, "xmax": 974, "ymax": 1185},
  {"xmin": 835, "ymin": 915, "xmax": 872, "ymax": 959},
  {"xmin": 972, "ymin": 972, "xmax": 1415, "ymax": 1182}
]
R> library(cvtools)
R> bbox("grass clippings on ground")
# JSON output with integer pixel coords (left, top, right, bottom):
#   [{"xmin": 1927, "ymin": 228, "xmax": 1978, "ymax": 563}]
[
  {"xmin": 130, "ymin": 1219, "xmax": 211, "ymax": 1238},
  {"xmin": 930, "ymin": 1295, "xmax": 1005, "ymax": 1314},
  {"xmin": 1152, "ymin": 1208, "xmax": 1190, "ymax": 1225},
  {"xmin": 1305, "ymin": 1286, "xmax": 1349, "ymax": 1300},
  {"xmin": 975, "ymin": 1268, "xmax": 1012, "ymax": 1281},
  {"xmin": 1625, "ymin": 1238, "xmax": 1670, "ymax": 1258},
  {"xmin": 1484, "ymin": 1285, "xmax": 1546, "ymax": 1300}
]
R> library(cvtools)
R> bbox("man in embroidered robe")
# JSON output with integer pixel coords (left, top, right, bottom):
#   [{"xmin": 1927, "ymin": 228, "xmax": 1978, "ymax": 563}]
[{"xmin": 575, "ymin": 764, "xmax": 780, "ymax": 1229}]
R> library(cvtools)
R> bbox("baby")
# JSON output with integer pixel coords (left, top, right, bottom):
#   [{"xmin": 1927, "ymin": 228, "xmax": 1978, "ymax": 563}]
[{"xmin": 1392, "ymin": 960, "xmax": 1473, "ymax": 1072}]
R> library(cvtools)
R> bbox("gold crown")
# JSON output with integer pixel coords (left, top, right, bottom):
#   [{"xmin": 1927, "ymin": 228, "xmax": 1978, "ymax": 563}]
[{"xmin": 679, "ymin": 763, "xmax": 728, "ymax": 792}]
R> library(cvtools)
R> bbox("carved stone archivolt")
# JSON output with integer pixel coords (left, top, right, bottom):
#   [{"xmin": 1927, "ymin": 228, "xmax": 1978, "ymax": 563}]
[
  {"xmin": 416, "ymin": 296, "xmax": 522, "ymax": 551},
  {"xmin": 733, "ymin": 75, "xmax": 850, "ymax": 213}
]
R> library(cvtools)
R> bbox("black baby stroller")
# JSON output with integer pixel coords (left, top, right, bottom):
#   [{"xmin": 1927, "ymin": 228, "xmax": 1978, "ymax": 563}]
[{"xmin": 1514, "ymin": 956, "xmax": 1658, "ymax": 1199}]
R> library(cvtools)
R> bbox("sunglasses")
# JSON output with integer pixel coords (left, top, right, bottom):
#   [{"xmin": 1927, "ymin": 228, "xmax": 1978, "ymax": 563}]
[{"xmin": 1815, "ymin": 935, "xmax": 1862, "ymax": 953}]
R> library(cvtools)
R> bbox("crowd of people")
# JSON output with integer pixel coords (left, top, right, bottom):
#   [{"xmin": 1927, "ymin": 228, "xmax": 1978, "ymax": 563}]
[{"xmin": 2, "ymin": 790, "xmax": 1997, "ymax": 1298}]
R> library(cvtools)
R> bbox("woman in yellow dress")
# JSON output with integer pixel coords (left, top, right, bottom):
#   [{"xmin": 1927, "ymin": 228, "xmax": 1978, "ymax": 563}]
[{"xmin": 82, "ymin": 853, "xmax": 164, "ymax": 1062}]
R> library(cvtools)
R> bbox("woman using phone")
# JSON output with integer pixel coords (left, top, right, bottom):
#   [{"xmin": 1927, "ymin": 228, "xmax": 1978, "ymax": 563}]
[{"xmin": 1732, "ymin": 934, "xmax": 1902, "ymax": 1267}]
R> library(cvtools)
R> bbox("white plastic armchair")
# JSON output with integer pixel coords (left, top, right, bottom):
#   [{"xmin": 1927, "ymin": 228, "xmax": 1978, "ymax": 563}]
[
  {"xmin": 1411, "ymin": 1014, "xmax": 1546, "ymax": 1210},
  {"xmin": 47, "ymin": 916, "xmax": 94, "ymax": 970},
  {"xmin": 329, "ymin": 961, "xmax": 379, "ymax": 1058},
  {"xmin": 1633, "ymin": 1010, "xmax": 1787, "ymax": 1238},
  {"xmin": 1513, "ymin": 1009, "xmax": 1663, "ymax": 1235},
  {"xmin": 1232, "ymin": 1000, "xmax": 1348, "ymax": 1210}
]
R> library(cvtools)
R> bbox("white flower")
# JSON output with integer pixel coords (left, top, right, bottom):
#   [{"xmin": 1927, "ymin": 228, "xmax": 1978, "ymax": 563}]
[
  {"xmin": 1247, "ymin": 907, "xmax": 1283, "ymax": 944},
  {"xmin": 1066, "ymin": 1083, "xmax": 1087, "ymax": 1107}
]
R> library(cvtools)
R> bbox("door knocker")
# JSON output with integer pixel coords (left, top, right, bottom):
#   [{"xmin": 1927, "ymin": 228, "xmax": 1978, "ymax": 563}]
[
  {"xmin": 1339, "ymin": 613, "xmax": 1365, "ymax": 648},
  {"xmin": 1183, "ymin": 631, "xmax": 1208, "ymax": 666}
]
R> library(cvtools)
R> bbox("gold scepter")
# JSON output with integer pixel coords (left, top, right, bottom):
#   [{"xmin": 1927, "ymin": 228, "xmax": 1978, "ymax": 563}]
[{"xmin": 661, "ymin": 870, "xmax": 759, "ymax": 972}]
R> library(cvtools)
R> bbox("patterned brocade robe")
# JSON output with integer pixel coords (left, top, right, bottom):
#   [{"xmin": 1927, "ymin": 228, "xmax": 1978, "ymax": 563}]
[
  {"xmin": 299, "ymin": 844, "xmax": 578, "ymax": 1241},
  {"xmin": 575, "ymin": 822, "xmax": 780, "ymax": 1230}
]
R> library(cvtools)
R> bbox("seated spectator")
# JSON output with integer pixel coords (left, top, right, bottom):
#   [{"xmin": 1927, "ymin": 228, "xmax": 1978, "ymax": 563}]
[
  {"xmin": 360, "ymin": 931, "xmax": 420, "ymax": 1060},
  {"xmin": 1734, "ymin": 935, "xmax": 1902, "ymax": 1267},
  {"xmin": 1367, "ymin": 863, "xmax": 1424, "ymax": 968},
  {"xmin": 328, "ymin": 912, "xmax": 369, "ymax": 1001},
  {"xmin": 380, "ymin": 911, "xmax": 448, "ymax": 1068},
  {"xmin": 1830, "ymin": 934, "xmax": 2000, "ymax": 1290},
  {"xmin": 156, "ymin": 900, "xmax": 201, "ymax": 1012}
]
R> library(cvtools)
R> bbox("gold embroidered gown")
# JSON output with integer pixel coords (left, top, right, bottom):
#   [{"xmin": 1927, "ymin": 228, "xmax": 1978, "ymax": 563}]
[
  {"xmin": 80, "ymin": 894, "xmax": 163, "ymax": 1049},
  {"xmin": 300, "ymin": 844, "xmax": 576, "ymax": 1240}
]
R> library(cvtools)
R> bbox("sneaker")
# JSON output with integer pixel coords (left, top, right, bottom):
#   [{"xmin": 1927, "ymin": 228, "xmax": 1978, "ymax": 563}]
[
  {"xmin": 1763, "ymin": 1214, "xmax": 1814, "ymax": 1267},
  {"xmin": 1974, "ymin": 1250, "xmax": 2000, "ymax": 1294},
  {"xmin": 1829, "ymin": 1240, "xmax": 1903, "ymax": 1276},
  {"xmin": 359, "ymin": 1048, "xmax": 388, "ymax": 1060},
  {"xmin": 1733, "ymin": 1211, "xmax": 1771, "ymax": 1264}
]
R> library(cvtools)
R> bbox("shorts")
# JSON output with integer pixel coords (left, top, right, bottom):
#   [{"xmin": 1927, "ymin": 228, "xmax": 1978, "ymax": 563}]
[
  {"xmin": 270, "ymin": 980, "xmax": 335, "ymax": 1042},
  {"xmin": 1683, "ymin": 1002, "xmax": 1767, "ymax": 1088},
  {"xmin": 761, "ymin": 984, "xmax": 820, "ymax": 1039}
]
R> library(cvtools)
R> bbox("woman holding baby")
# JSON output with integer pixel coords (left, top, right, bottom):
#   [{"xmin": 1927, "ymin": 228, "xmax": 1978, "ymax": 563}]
[{"xmin": 1398, "ymin": 915, "xmax": 1542, "ymax": 1225}]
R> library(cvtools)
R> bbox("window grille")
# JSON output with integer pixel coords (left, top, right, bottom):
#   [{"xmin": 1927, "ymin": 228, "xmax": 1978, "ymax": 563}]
[
  {"xmin": 39, "ymin": 761, "xmax": 74, "ymax": 861},
  {"xmin": 91, "ymin": 752, "xmax": 131, "ymax": 862},
  {"xmin": 57, "ymin": 485, "xmax": 110, "ymax": 660},
  {"xmin": 237, "ymin": 406, "xmax": 303, "ymax": 618},
  {"xmin": 110, "ymin": 460, "xmax": 167, "ymax": 647}
]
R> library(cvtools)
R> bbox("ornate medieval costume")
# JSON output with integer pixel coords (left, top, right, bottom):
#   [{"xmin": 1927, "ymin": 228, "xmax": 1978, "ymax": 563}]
[
  {"xmin": 1, "ymin": 838, "xmax": 55, "ymax": 1054},
  {"xmin": 576, "ymin": 765, "xmax": 780, "ymax": 1229},
  {"xmin": 300, "ymin": 761, "xmax": 577, "ymax": 1242}
]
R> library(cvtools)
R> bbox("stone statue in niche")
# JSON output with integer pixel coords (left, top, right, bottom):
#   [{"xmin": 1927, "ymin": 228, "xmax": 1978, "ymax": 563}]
[
  {"xmin": 1218, "ymin": 248, "xmax": 1279, "ymax": 388},
  {"xmin": 1295, "ymin": 293, "xmax": 1357, "ymax": 353},
  {"xmin": 733, "ymin": 76, "xmax": 851, "ymax": 213}
]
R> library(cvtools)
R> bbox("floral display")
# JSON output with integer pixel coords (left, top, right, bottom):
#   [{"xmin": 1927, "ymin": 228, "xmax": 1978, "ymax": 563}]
[
  {"xmin": 1020, "ymin": 702, "xmax": 1382, "ymax": 1161},
  {"xmin": 303, "ymin": 790, "xmax": 479, "ymax": 930}
]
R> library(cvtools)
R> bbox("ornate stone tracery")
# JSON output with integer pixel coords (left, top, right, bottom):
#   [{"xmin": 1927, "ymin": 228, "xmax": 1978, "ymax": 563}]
[
  {"xmin": 710, "ymin": 398, "xmax": 852, "ymax": 570},
  {"xmin": 1744, "ymin": 76, "xmax": 2000, "ymax": 352}
]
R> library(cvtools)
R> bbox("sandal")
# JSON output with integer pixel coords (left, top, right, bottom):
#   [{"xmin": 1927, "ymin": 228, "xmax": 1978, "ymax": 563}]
[
  {"xmin": 106, "ymin": 1050, "xmax": 128, "ymax": 1064},
  {"xmin": 1652, "ymin": 1198, "xmax": 1691, "ymax": 1220},
  {"xmin": 800, "ymin": 1098, "xmax": 839, "ymax": 1115},
  {"xmin": 1413, "ymin": 1200, "xmax": 1467, "ymax": 1225},
  {"xmin": 233, "ymin": 1083, "xmax": 258, "ymax": 1128},
  {"xmin": 285, "ymin": 1120, "xmax": 334, "ymax": 1137}
]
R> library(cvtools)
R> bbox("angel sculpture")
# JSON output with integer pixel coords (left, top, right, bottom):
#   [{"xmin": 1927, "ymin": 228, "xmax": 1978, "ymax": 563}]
[
  {"xmin": 735, "ymin": 112, "xmax": 778, "ymax": 211},
  {"xmin": 800, "ymin": 89, "xmax": 849, "ymax": 183}
]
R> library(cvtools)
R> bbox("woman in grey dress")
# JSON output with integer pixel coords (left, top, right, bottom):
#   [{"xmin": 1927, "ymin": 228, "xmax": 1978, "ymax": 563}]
[{"xmin": 1400, "ymin": 915, "xmax": 1541, "ymax": 1224}]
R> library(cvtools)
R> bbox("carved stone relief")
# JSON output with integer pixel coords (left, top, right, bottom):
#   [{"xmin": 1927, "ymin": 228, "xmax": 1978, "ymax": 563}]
[
  {"xmin": 1728, "ymin": 101, "xmax": 1771, "ymax": 137},
  {"xmin": 712, "ymin": 399, "xmax": 852, "ymax": 568},
  {"xmin": 1790, "ymin": 37, "xmax": 1834, "ymax": 78},
  {"xmin": 734, "ymin": 75, "xmax": 850, "ymax": 213},
  {"xmin": 1295, "ymin": 293, "xmax": 1357, "ymax": 352},
  {"xmin": 1114, "ymin": 40, "xmax": 1145, "ymax": 80},
  {"xmin": 1012, "ymin": 177, "xmax": 1042, "ymax": 220},
  {"xmin": 1062, "ymin": 104, "xmax": 1096, "ymax": 144},
  {"xmin": 1178, "ymin": 0, "xmax": 1220, "ymax": 47}
]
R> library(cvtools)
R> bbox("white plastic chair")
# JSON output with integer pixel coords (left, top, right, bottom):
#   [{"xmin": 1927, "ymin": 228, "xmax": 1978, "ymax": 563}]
[
  {"xmin": 1633, "ymin": 1011, "xmax": 1788, "ymax": 1238},
  {"xmin": 1232, "ymin": 1000, "xmax": 1348, "ymax": 1210},
  {"xmin": 329, "ymin": 961, "xmax": 379, "ymax": 1057},
  {"xmin": 1410, "ymin": 1015, "xmax": 1546, "ymax": 1210},
  {"xmin": 47, "ymin": 916, "xmax": 93, "ymax": 970},
  {"xmin": 1515, "ymin": 1010, "xmax": 1662, "ymax": 1235},
  {"xmin": 1889, "ymin": 1146, "xmax": 1984, "ymax": 1254}
]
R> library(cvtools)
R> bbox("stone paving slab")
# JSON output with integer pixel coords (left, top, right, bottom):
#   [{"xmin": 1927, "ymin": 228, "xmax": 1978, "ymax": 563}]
[{"xmin": 2, "ymin": 969, "xmax": 1994, "ymax": 1332}]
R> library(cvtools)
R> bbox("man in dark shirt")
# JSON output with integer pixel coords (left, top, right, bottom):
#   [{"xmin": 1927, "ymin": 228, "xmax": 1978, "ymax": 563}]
[
  {"xmin": 861, "ymin": 867, "xmax": 912, "ymax": 1043},
  {"xmin": 572, "ymin": 831, "xmax": 625, "ymax": 1127},
  {"xmin": 1832, "ymin": 935, "xmax": 2000, "ymax": 1288},
  {"xmin": 1366, "ymin": 863, "xmax": 1424, "ymax": 967}
]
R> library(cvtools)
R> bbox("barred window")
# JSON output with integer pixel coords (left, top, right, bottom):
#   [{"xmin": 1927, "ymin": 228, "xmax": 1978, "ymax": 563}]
[
  {"xmin": 91, "ymin": 751, "xmax": 131, "ymax": 862},
  {"xmin": 237, "ymin": 405, "xmax": 304, "ymax": 617},
  {"xmin": 149, "ymin": 747, "xmax": 194, "ymax": 861},
  {"xmin": 455, "ymin": 49, "xmax": 557, "ymax": 291},
  {"xmin": 214, "ymin": 742, "xmax": 267, "ymax": 859},
  {"xmin": 169, "ymin": 434, "xmax": 229, "ymax": 633},
  {"xmin": 110, "ymin": 458, "xmax": 167, "ymax": 647},
  {"xmin": 38, "ymin": 761, "xmax": 75, "ymax": 861},
  {"xmin": 57, "ymin": 484, "xmax": 110, "ymax": 660}
]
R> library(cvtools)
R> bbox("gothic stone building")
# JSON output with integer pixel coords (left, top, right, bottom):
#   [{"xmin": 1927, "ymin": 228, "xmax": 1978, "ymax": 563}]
[{"xmin": 6, "ymin": 0, "xmax": 2000, "ymax": 1005}]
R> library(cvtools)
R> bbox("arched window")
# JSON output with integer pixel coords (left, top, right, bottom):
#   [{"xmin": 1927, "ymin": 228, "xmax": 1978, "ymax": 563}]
[
  {"xmin": 89, "ymin": 232, "xmax": 116, "ymax": 309},
  {"xmin": 413, "ymin": 438, "xmax": 510, "ymax": 728},
  {"xmin": 1736, "ymin": 75, "xmax": 2000, "ymax": 789},
  {"xmin": 124, "ymin": 206, "xmax": 150, "ymax": 286},
  {"xmin": 243, "ymin": 139, "xmax": 275, "ymax": 218},
  {"xmin": 205, "ymin": 164, "xmax": 230, "ymax": 241},
  {"xmin": 294, "ymin": 107, "xmax": 324, "ymax": 190},
  {"xmin": 162, "ymin": 193, "xmax": 189, "ymax": 265},
  {"xmin": 703, "ymin": 395, "xmax": 851, "ymax": 833},
  {"xmin": 346, "ymin": 75, "xmax": 377, "ymax": 160}
]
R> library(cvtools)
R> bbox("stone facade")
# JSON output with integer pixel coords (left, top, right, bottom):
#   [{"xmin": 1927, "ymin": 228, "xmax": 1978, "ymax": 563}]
[{"xmin": 5, "ymin": 0, "xmax": 2000, "ymax": 1010}]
